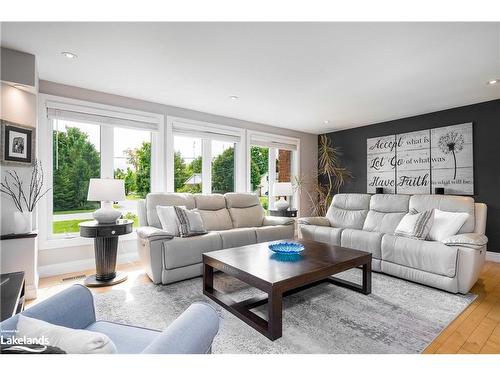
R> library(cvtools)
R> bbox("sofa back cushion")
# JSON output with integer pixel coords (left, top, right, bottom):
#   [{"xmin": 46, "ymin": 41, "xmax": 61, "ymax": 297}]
[
  {"xmin": 193, "ymin": 194, "xmax": 233, "ymax": 231},
  {"xmin": 409, "ymin": 195, "xmax": 475, "ymax": 234},
  {"xmin": 225, "ymin": 193, "xmax": 265, "ymax": 228},
  {"xmin": 146, "ymin": 193, "xmax": 195, "ymax": 228},
  {"xmin": 363, "ymin": 194, "xmax": 410, "ymax": 234},
  {"xmin": 326, "ymin": 193, "xmax": 371, "ymax": 229}
]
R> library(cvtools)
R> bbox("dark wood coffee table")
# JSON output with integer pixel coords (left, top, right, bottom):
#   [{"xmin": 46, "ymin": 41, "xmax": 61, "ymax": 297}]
[{"xmin": 202, "ymin": 239, "xmax": 372, "ymax": 340}]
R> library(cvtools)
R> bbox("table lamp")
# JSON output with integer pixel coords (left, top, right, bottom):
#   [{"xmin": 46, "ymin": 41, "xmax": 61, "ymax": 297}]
[
  {"xmin": 87, "ymin": 178, "xmax": 126, "ymax": 224},
  {"xmin": 273, "ymin": 182, "xmax": 293, "ymax": 211}
]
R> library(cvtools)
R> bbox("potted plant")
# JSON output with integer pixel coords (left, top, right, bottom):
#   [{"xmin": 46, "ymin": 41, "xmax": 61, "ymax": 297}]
[
  {"xmin": 1, "ymin": 160, "xmax": 50, "ymax": 234},
  {"xmin": 295, "ymin": 135, "xmax": 352, "ymax": 216}
]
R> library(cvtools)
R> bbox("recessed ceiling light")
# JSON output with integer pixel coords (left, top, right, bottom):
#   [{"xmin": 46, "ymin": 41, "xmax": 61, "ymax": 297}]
[
  {"xmin": 487, "ymin": 79, "xmax": 499, "ymax": 85},
  {"xmin": 61, "ymin": 51, "xmax": 77, "ymax": 59},
  {"xmin": 229, "ymin": 95, "xmax": 239, "ymax": 101},
  {"xmin": 323, "ymin": 120, "xmax": 330, "ymax": 125}
]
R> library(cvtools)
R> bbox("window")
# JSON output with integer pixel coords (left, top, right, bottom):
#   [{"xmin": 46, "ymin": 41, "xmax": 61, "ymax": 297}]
[
  {"xmin": 211, "ymin": 140, "xmax": 235, "ymax": 194},
  {"xmin": 169, "ymin": 118, "xmax": 244, "ymax": 194},
  {"xmin": 113, "ymin": 127, "xmax": 152, "ymax": 227},
  {"xmin": 52, "ymin": 120, "xmax": 101, "ymax": 234},
  {"xmin": 250, "ymin": 146, "xmax": 269, "ymax": 211},
  {"xmin": 42, "ymin": 97, "xmax": 163, "ymax": 243},
  {"xmin": 174, "ymin": 135, "xmax": 203, "ymax": 193},
  {"xmin": 248, "ymin": 131, "xmax": 299, "ymax": 211}
]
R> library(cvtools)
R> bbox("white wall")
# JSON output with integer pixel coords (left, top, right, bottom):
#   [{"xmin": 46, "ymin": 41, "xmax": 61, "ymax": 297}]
[
  {"xmin": 37, "ymin": 80, "xmax": 318, "ymax": 276},
  {"xmin": 0, "ymin": 83, "xmax": 37, "ymax": 235}
]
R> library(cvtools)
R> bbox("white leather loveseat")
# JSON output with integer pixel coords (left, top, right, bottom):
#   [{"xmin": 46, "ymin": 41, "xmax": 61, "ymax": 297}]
[
  {"xmin": 299, "ymin": 194, "xmax": 488, "ymax": 294},
  {"xmin": 137, "ymin": 192, "xmax": 294, "ymax": 284}
]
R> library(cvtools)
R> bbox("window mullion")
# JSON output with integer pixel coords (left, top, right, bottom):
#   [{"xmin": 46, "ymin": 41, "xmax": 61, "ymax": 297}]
[
  {"xmin": 100, "ymin": 125, "xmax": 114, "ymax": 178},
  {"xmin": 268, "ymin": 147, "xmax": 277, "ymax": 209},
  {"xmin": 202, "ymin": 138, "xmax": 212, "ymax": 194}
]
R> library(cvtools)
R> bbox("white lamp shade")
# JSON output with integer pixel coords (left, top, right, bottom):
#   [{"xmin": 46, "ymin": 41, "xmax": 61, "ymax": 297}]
[
  {"xmin": 87, "ymin": 178, "xmax": 126, "ymax": 202},
  {"xmin": 273, "ymin": 182, "xmax": 293, "ymax": 196}
]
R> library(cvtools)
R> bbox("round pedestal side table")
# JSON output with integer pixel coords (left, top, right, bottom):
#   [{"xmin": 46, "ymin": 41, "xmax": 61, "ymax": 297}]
[{"xmin": 79, "ymin": 219, "xmax": 133, "ymax": 287}]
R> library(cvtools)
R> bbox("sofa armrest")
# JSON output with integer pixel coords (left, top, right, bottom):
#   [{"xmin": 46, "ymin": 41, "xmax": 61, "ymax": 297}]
[
  {"xmin": 442, "ymin": 233, "xmax": 488, "ymax": 250},
  {"xmin": 136, "ymin": 226, "xmax": 173, "ymax": 241},
  {"xmin": 0, "ymin": 285, "xmax": 96, "ymax": 335},
  {"xmin": 297, "ymin": 217, "xmax": 330, "ymax": 227},
  {"xmin": 141, "ymin": 302, "xmax": 219, "ymax": 354},
  {"xmin": 263, "ymin": 216, "xmax": 294, "ymax": 226}
]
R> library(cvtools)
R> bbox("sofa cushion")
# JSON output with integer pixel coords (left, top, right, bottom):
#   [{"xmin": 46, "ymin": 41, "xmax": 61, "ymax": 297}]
[
  {"xmin": 299, "ymin": 225, "xmax": 342, "ymax": 246},
  {"xmin": 330, "ymin": 193, "xmax": 372, "ymax": 210},
  {"xmin": 255, "ymin": 225, "xmax": 294, "ymax": 242},
  {"xmin": 162, "ymin": 232, "xmax": 223, "ymax": 269},
  {"xmin": 409, "ymin": 195, "xmax": 475, "ymax": 234},
  {"xmin": 224, "ymin": 192, "xmax": 261, "ymax": 208},
  {"xmin": 363, "ymin": 194, "xmax": 409, "ymax": 234},
  {"xmin": 363, "ymin": 211, "xmax": 406, "ymax": 234},
  {"xmin": 325, "ymin": 193, "xmax": 370, "ymax": 229},
  {"xmin": 195, "ymin": 208, "xmax": 233, "ymax": 231},
  {"xmin": 86, "ymin": 321, "xmax": 159, "ymax": 354},
  {"xmin": 146, "ymin": 193, "xmax": 195, "ymax": 229},
  {"xmin": 218, "ymin": 227, "xmax": 257, "ymax": 248},
  {"xmin": 381, "ymin": 234, "xmax": 458, "ymax": 277},
  {"xmin": 229, "ymin": 205, "xmax": 265, "ymax": 228},
  {"xmin": 194, "ymin": 194, "xmax": 226, "ymax": 210},
  {"xmin": 370, "ymin": 194, "xmax": 410, "ymax": 213},
  {"xmin": 225, "ymin": 193, "xmax": 265, "ymax": 228},
  {"xmin": 326, "ymin": 208, "xmax": 368, "ymax": 229},
  {"xmin": 341, "ymin": 229, "xmax": 383, "ymax": 259}
]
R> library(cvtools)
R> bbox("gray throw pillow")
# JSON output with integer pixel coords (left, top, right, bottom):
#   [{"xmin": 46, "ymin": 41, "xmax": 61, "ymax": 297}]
[
  {"xmin": 174, "ymin": 206, "xmax": 207, "ymax": 237},
  {"xmin": 394, "ymin": 209, "xmax": 434, "ymax": 240}
]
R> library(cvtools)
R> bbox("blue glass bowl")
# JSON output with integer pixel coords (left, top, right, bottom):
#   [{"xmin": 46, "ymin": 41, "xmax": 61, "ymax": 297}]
[{"xmin": 268, "ymin": 241, "xmax": 305, "ymax": 254}]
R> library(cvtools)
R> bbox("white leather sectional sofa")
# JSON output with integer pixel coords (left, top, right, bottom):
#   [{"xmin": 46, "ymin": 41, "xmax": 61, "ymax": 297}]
[
  {"xmin": 299, "ymin": 193, "xmax": 488, "ymax": 294},
  {"xmin": 136, "ymin": 192, "xmax": 294, "ymax": 284}
]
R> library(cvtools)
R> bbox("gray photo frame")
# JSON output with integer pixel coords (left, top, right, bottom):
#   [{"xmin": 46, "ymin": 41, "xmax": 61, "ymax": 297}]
[{"xmin": 1, "ymin": 120, "xmax": 36, "ymax": 166}]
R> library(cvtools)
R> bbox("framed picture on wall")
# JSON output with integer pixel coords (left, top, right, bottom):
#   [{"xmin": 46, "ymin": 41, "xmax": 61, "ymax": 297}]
[{"xmin": 1, "ymin": 120, "xmax": 36, "ymax": 166}]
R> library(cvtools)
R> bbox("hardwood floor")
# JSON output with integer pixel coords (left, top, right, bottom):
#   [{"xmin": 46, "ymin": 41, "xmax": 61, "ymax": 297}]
[{"xmin": 30, "ymin": 260, "xmax": 500, "ymax": 354}]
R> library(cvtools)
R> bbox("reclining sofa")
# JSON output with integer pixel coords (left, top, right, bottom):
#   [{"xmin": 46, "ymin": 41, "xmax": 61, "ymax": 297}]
[
  {"xmin": 299, "ymin": 193, "xmax": 488, "ymax": 294},
  {"xmin": 137, "ymin": 192, "xmax": 294, "ymax": 284}
]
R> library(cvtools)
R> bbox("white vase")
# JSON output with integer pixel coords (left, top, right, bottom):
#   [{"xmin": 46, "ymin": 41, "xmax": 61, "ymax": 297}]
[
  {"xmin": 274, "ymin": 197, "xmax": 290, "ymax": 211},
  {"xmin": 13, "ymin": 211, "xmax": 33, "ymax": 234}
]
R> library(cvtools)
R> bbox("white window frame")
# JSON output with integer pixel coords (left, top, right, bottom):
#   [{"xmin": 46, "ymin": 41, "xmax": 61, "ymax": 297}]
[
  {"xmin": 246, "ymin": 130, "xmax": 300, "ymax": 212},
  {"xmin": 167, "ymin": 116, "xmax": 246, "ymax": 194},
  {"xmin": 38, "ymin": 94, "xmax": 165, "ymax": 250}
]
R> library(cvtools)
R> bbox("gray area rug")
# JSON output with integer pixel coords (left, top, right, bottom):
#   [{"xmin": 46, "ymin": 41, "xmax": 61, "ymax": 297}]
[{"xmin": 94, "ymin": 270, "xmax": 475, "ymax": 354}]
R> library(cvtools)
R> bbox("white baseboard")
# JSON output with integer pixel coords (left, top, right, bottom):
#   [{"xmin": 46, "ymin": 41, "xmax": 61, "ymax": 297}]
[
  {"xmin": 38, "ymin": 251, "xmax": 139, "ymax": 278},
  {"xmin": 486, "ymin": 251, "xmax": 500, "ymax": 263}
]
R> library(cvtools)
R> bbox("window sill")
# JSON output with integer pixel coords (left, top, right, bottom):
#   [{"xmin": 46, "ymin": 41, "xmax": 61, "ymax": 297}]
[{"xmin": 38, "ymin": 231, "xmax": 138, "ymax": 250}]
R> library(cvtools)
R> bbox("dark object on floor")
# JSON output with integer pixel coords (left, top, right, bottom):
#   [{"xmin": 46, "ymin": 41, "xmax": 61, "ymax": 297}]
[
  {"xmin": 79, "ymin": 220, "xmax": 133, "ymax": 287},
  {"xmin": 1, "ymin": 272, "xmax": 25, "ymax": 321}
]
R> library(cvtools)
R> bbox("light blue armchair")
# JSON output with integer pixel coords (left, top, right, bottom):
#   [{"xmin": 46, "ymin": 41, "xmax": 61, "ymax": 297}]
[{"xmin": 0, "ymin": 284, "xmax": 219, "ymax": 354}]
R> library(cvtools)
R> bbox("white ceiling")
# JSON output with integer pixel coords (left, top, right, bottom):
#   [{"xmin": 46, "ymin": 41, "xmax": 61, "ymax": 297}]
[{"xmin": 2, "ymin": 22, "xmax": 500, "ymax": 134}]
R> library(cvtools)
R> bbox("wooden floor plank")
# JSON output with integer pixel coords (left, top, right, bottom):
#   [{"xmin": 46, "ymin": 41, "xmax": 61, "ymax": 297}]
[{"xmin": 461, "ymin": 317, "xmax": 498, "ymax": 353}]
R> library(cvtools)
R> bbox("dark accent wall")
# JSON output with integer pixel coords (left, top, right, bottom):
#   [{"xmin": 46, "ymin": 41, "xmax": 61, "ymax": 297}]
[{"xmin": 325, "ymin": 99, "xmax": 500, "ymax": 253}]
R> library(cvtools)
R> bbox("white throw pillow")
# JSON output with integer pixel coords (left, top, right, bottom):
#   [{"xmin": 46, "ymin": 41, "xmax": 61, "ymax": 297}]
[
  {"xmin": 16, "ymin": 315, "xmax": 117, "ymax": 354},
  {"xmin": 427, "ymin": 209, "xmax": 470, "ymax": 242},
  {"xmin": 156, "ymin": 205, "xmax": 186, "ymax": 237},
  {"xmin": 394, "ymin": 209, "xmax": 434, "ymax": 240}
]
